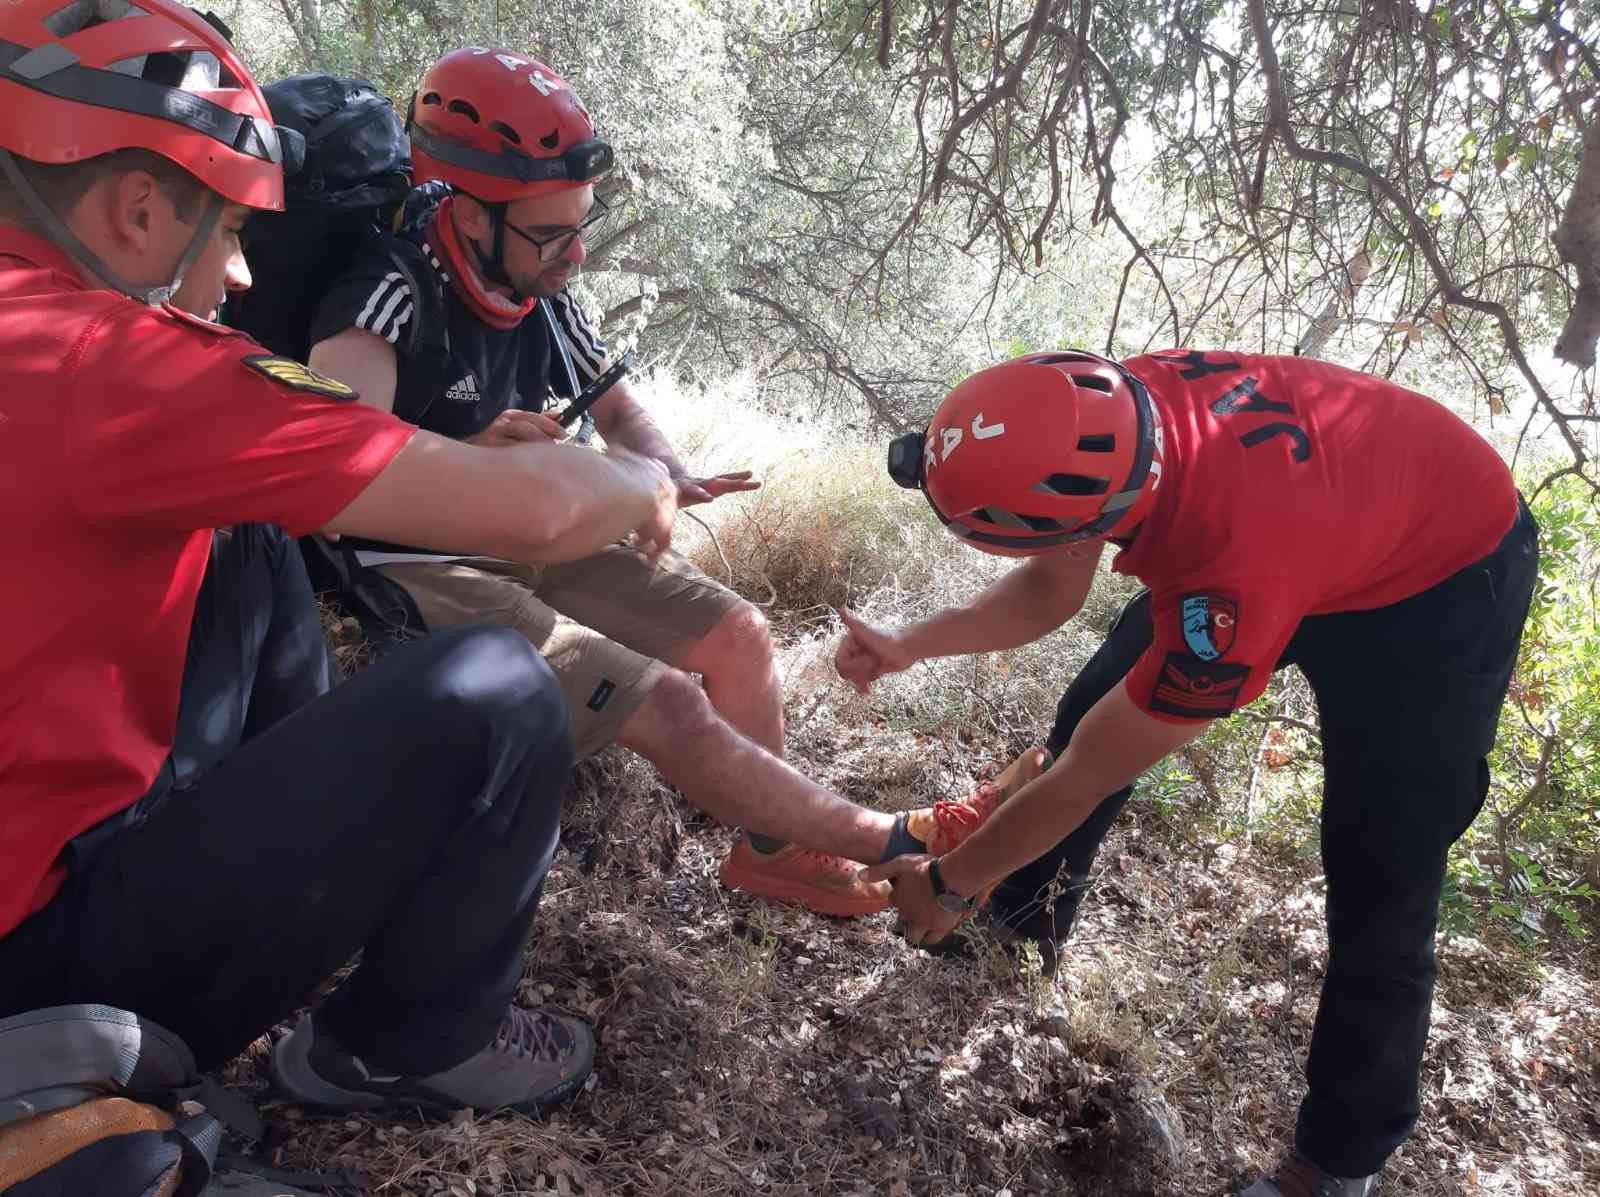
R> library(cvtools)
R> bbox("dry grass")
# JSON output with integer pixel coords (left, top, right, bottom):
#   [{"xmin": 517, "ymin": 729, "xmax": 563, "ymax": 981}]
[
  {"xmin": 231, "ymin": 690, "xmax": 1600, "ymax": 1195},
  {"xmin": 241, "ymin": 379, "xmax": 1600, "ymax": 1195}
]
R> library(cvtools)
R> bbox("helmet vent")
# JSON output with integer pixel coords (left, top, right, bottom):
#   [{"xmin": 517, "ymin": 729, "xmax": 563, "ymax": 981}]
[
  {"xmin": 447, "ymin": 99, "xmax": 481, "ymax": 123},
  {"xmin": 1077, "ymin": 434, "xmax": 1115, "ymax": 453},
  {"xmin": 44, "ymin": 1, "xmax": 138, "ymax": 38},
  {"xmin": 1071, "ymin": 373, "xmax": 1113, "ymax": 394},
  {"xmin": 489, "ymin": 121, "xmax": 522, "ymax": 144},
  {"xmin": 539, "ymin": 128, "xmax": 561, "ymax": 149},
  {"xmin": 421, "ymin": 92, "xmax": 443, "ymax": 106},
  {"xmin": 979, "ymin": 507, "xmax": 1065, "ymax": 533},
  {"xmin": 1035, "ymin": 473, "xmax": 1110, "ymax": 497}
]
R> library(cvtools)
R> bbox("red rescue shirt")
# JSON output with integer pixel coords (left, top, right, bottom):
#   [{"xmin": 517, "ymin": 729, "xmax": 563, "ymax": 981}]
[
  {"xmin": 1112, "ymin": 351, "xmax": 1517, "ymax": 722},
  {"xmin": 0, "ymin": 228, "xmax": 416, "ymax": 937}
]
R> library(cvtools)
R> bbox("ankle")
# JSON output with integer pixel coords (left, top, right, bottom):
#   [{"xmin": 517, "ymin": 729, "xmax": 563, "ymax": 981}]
[{"xmin": 880, "ymin": 811, "xmax": 928, "ymax": 861}]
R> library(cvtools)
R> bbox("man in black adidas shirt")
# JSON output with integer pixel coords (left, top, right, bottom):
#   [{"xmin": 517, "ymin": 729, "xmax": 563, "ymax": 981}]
[{"xmin": 308, "ymin": 47, "xmax": 891, "ymax": 917}]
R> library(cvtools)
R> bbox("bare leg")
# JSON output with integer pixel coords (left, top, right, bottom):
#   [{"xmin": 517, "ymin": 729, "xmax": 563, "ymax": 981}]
[
  {"xmin": 616, "ymin": 668, "xmax": 891, "ymax": 862},
  {"xmin": 674, "ymin": 602, "xmax": 784, "ymax": 756}
]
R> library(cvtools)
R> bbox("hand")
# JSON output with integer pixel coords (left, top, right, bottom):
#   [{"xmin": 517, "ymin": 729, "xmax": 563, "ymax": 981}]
[
  {"xmin": 673, "ymin": 470, "xmax": 760, "ymax": 507},
  {"xmin": 466, "ymin": 409, "xmax": 567, "ymax": 448},
  {"xmin": 834, "ymin": 606, "xmax": 916, "ymax": 695},
  {"xmin": 613, "ymin": 449, "xmax": 678, "ymax": 563},
  {"xmin": 859, "ymin": 855, "xmax": 967, "ymax": 947}
]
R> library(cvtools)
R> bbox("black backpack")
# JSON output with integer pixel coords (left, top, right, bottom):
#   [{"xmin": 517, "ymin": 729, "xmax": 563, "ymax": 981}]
[
  {"xmin": 227, "ymin": 73, "xmax": 450, "ymax": 387},
  {"xmin": 224, "ymin": 74, "xmax": 445, "ymax": 652}
]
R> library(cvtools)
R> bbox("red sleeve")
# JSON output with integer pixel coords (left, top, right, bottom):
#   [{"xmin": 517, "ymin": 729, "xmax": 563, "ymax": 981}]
[
  {"xmin": 1125, "ymin": 579, "xmax": 1302, "ymax": 723},
  {"xmin": 67, "ymin": 306, "xmax": 415, "ymax": 536}
]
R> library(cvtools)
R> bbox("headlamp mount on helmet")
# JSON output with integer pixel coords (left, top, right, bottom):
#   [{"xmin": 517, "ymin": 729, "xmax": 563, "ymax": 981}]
[{"xmin": 886, "ymin": 430, "xmax": 926, "ymax": 490}]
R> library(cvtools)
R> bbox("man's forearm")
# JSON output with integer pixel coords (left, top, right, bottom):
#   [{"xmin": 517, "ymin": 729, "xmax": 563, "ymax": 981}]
[
  {"xmin": 901, "ymin": 552, "xmax": 1096, "ymax": 661},
  {"xmin": 331, "ymin": 434, "xmax": 670, "ymax": 565},
  {"xmin": 939, "ymin": 682, "xmax": 1207, "ymax": 896},
  {"xmin": 521, "ymin": 447, "xmax": 671, "ymax": 562},
  {"xmin": 603, "ymin": 407, "xmax": 686, "ymax": 477}
]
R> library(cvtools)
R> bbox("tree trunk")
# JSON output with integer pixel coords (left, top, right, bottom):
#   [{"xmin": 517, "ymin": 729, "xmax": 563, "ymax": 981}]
[
  {"xmin": 1296, "ymin": 248, "xmax": 1373, "ymax": 358},
  {"xmin": 1553, "ymin": 116, "xmax": 1600, "ymax": 368}
]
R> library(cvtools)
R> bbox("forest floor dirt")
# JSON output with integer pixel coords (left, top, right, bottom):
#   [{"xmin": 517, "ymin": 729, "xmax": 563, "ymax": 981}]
[{"xmin": 231, "ymin": 636, "xmax": 1600, "ymax": 1197}]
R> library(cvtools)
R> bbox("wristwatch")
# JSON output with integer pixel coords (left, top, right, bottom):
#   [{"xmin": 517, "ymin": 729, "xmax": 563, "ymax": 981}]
[{"xmin": 927, "ymin": 857, "xmax": 977, "ymax": 914}]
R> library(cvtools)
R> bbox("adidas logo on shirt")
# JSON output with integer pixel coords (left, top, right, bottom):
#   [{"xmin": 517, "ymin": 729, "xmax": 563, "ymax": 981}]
[{"xmin": 444, "ymin": 373, "xmax": 481, "ymax": 404}]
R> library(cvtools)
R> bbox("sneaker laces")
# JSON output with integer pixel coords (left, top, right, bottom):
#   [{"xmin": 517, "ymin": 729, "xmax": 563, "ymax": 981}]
[
  {"xmin": 928, "ymin": 779, "xmax": 1003, "ymax": 843},
  {"xmin": 495, "ymin": 1007, "xmax": 571, "ymax": 1065}
]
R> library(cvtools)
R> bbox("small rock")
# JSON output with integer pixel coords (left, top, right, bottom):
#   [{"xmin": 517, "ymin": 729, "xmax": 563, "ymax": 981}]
[
  {"xmin": 839, "ymin": 1078, "xmax": 900, "ymax": 1145},
  {"xmin": 1126, "ymin": 1078, "xmax": 1186, "ymax": 1171}
]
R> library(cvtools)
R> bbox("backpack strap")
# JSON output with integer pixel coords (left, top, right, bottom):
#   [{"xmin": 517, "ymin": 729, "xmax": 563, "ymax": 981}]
[
  {"xmin": 296, "ymin": 534, "xmax": 429, "ymax": 655},
  {"xmin": 172, "ymin": 1108, "xmax": 224, "ymax": 1197},
  {"xmin": 0, "ymin": 1005, "xmax": 197, "ymax": 1128},
  {"xmin": 384, "ymin": 236, "xmax": 451, "ymax": 427},
  {"xmin": 538, "ymin": 297, "xmax": 599, "ymax": 444},
  {"xmin": 210, "ymin": 1156, "xmax": 370, "ymax": 1195},
  {"xmin": 172, "ymin": 1078, "xmax": 263, "ymax": 1145}
]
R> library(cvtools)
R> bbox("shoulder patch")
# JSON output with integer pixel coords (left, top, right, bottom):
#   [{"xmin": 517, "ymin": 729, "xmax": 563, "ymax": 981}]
[
  {"xmin": 1149, "ymin": 652, "xmax": 1249, "ymax": 720},
  {"xmin": 242, "ymin": 354, "xmax": 358, "ymax": 402},
  {"xmin": 1180, "ymin": 593, "xmax": 1239, "ymax": 661}
]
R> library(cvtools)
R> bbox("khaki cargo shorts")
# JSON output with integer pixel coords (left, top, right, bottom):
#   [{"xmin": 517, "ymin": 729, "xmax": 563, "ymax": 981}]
[{"xmin": 378, "ymin": 546, "xmax": 739, "ymax": 758}]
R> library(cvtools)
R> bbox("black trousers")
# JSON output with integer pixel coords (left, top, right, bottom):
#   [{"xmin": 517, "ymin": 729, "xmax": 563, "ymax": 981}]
[
  {"xmin": 990, "ymin": 500, "xmax": 1538, "ymax": 1176},
  {"xmin": 0, "ymin": 525, "xmax": 574, "ymax": 1075}
]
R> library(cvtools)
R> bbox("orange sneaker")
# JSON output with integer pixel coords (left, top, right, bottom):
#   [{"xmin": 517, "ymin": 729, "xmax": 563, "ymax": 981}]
[
  {"xmin": 718, "ymin": 836, "xmax": 891, "ymax": 917},
  {"xmin": 902, "ymin": 745, "xmax": 1050, "ymax": 903}
]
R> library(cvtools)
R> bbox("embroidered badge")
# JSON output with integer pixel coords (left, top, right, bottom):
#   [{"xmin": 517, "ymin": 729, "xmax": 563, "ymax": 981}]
[
  {"xmin": 242, "ymin": 355, "xmax": 358, "ymax": 402},
  {"xmin": 1180, "ymin": 593, "xmax": 1238, "ymax": 661},
  {"xmin": 1149, "ymin": 653, "xmax": 1249, "ymax": 719}
]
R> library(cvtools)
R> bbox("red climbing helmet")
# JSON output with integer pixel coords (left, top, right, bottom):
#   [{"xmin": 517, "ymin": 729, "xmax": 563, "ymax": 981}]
[
  {"xmin": 0, "ymin": 0, "xmax": 293, "ymax": 210},
  {"xmin": 888, "ymin": 350, "xmax": 1166, "ymax": 556},
  {"xmin": 408, "ymin": 47, "xmax": 612, "ymax": 203}
]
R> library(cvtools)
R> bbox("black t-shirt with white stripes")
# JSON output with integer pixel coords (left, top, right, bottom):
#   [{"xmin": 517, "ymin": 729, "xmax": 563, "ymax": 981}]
[{"xmin": 309, "ymin": 192, "xmax": 609, "ymax": 442}]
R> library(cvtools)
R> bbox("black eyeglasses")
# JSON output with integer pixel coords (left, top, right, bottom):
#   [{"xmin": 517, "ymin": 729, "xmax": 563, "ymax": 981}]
[{"xmin": 502, "ymin": 194, "xmax": 611, "ymax": 261}]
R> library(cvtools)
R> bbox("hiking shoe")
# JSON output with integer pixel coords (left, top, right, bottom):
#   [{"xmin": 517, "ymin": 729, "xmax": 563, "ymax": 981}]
[
  {"xmin": 904, "ymin": 745, "xmax": 1050, "ymax": 858},
  {"xmin": 989, "ymin": 905, "xmax": 1069, "ymax": 976},
  {"xmin": 902, "ymin": 746, "xmax": 1050, "ymax": 906},
  {"xmin": 718, "ymin": 836, "xmax": 891, "ymax": 917},
  {"xmin": 270, "ymin": 1006, "xmax": 594, "ymax": 1116},
  {"xmin": 1239, "ymin": 1151, "xmax": 1379, "ymax": 1197}
]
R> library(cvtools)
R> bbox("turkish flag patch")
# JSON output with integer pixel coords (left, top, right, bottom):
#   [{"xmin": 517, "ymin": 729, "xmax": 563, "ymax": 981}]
[
  {"xmin": 1180, "ymin": 592, "xmax": 1239, "ymax": 661},
  {"xmin": 1149, "ymin": 652, "xmax": 1249, "ymax": 719}
]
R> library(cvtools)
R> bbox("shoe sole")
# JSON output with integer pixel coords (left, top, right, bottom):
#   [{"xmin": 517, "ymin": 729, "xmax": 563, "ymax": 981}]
[
  {"xmin": 269, "ymin": 1023, "xmax": 388, "ymax": 1112},
  {"xmin": 717, "ymin": 860, "xmax": 891, "ymax": 918},
  {"xmin": 269, "ymin": 1021, "xmax": 590, "ymax": 1118}
]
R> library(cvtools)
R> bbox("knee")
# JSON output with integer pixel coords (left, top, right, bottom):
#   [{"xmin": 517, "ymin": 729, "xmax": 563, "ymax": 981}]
[
  {"xmin": 704, "ymin": 602, "xmax": 773, "ymax": 670},
  {"xmin": 638, "ymin": 667, "xmax": 720, "ymax": 743},
  {"xmin": 427, "ymin": 626, "xmax": 570, "ymax": 751}
]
